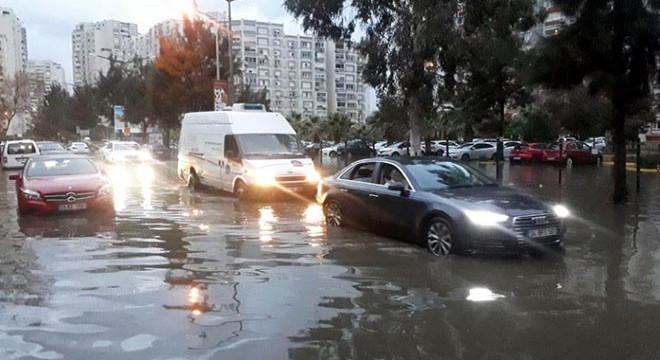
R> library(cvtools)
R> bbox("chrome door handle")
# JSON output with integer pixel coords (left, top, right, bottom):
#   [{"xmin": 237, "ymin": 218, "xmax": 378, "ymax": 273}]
[{"xmin": 369, "ymin": 194, "xmax": 379, "ymax": 198}]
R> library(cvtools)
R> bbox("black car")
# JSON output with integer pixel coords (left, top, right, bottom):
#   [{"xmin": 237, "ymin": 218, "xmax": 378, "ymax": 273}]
[
  {"xmin": 36, "ymin": 141, "xmax": 68, "ymax": 155},
  {"xmin": 335, "ymin": 140, "xmax": 374, "ymax": 157},
  {"xmin": 147, "ymin": 144, "xmax": 171, "ymax": 160},
  {"xmin": 318, "ymin": 157, "xmax": 570, "ymax": 256}
]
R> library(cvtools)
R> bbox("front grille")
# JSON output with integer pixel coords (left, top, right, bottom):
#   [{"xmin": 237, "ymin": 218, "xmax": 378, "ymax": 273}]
[
  {"xmin": 43, "ymin": 191, "xmax": 96, "ymax": 203},
  {"xmin": 275, "ymin": 175, "xmax": 307, "ymax": 183},
  {"xmin": 512, "ymin": 213, "xmax": 562, "ymax": 245}
]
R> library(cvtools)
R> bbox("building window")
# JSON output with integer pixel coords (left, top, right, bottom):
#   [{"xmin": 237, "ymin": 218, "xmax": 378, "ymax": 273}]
[{"xmin": 258, "ymin": 38, "xmax": 268, "ymax": 46}]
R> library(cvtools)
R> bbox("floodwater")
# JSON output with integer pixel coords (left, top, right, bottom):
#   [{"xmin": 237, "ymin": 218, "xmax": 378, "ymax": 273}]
[{"xmin": 1, "ymin": 160, "xmax": 660, "ymax": 359}]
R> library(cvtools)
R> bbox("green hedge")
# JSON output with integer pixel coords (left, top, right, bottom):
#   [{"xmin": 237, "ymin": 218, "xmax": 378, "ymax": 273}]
[{"xmin": 638, "ymin": 154, "xmax": 660, "ymax": 169}]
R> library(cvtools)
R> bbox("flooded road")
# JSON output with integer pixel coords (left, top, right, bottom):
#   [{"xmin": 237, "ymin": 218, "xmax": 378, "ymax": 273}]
[{"xmin": 2, "ymin": 160, "xmax": 660, "ymax": 359}]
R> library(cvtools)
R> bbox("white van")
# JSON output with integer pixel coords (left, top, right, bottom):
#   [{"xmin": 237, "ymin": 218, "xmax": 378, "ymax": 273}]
[
  {"xmin": 2, "ymin": 140, "xmax": 40, "ymax": 170},
  {"xmin": 177, "ymin": 105, "xmax": 320, "ymax": 198}
]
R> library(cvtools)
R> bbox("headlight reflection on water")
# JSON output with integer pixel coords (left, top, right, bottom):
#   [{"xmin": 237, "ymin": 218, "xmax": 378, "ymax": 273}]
[
  {"xmin": 303, "ymin": 204, "xmax": 325, "ymax": 239},
  {"xmin": 105, "ymin": 164, "xmax": 155, "ymax": 212},
  {"xmin": 259, "ymin": 207, "xmax": 276, "ymax": 242}
]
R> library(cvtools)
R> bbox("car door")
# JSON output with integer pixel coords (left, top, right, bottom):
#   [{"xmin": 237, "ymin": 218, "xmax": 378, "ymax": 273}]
[
  {"xmin": 472, "ymin": 143, "xmax": 494, "ymax": 159},
  {"xmin": 335, "ymin": 162, "xmax": 379, "ymax": 229},
  {"xmin": 368, "ymin": 162, "xmax": 425, "ymax": 239},
  {"xmin": 220, "ymin": 135, "xmax": 239, "ymax": 191}
]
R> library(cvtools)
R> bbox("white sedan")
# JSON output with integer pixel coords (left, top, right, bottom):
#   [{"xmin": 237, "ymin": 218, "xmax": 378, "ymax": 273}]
[
  {"xmin": 377, "ymin": 142, "xmax": 411, "ymax": 156},
  {"xmin": 101, "ymin": 141, "xmax": 152, "ymax": 163},
  {"xmin": 68, "ymin": 142, "xmax": 91, "ymax": 154},
  {"xmin": 448, "ymin": 142, "xmax": 497, "ymax": 161}
]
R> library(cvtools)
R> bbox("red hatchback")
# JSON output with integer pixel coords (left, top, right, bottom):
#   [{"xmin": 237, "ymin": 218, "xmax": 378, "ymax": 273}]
[
  {"xmin": 541, "ymin": 141, "xmax": 602, "ymax": 166},
  {"xmin": 9, "ymin": 154, "xmax": 114, "ymax": 215},
  {"xmin": 509, "ymin": 143, "xmax": 547, "ymax": 163}
]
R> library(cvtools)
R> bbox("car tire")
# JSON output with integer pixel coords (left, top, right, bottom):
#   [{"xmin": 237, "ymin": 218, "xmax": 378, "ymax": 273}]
[
  {"xmin": 188, "ymin": 171, "xmax": 200, "ymax": 191},
  {"xmin": 436, "ymin": 150, "xmax": 444, "ymax": 156},
  {"xmin": 234, "ymin": 180, "xmax": 250, "ymax": 200},
  {"xmin": 423, "ymin": 217, "xmax": 455, "ymax": 256},
  {"xmin": 391, "ymin": 152, "xmax": 400, "ymax": 157},
  {"xmin": 329, "ymin": 151, "xmax": 337, "ymax": 158},
  {"xmin": 324, "ymin": 199, "xmax": 343, "ymax": 227},
  {"xmin": 461, "ymin": 154, "xmax": 470, "ymax": 162},
  {"xmin": 566, "ymin": 157, "xmax": 574, "ymax": 167}
]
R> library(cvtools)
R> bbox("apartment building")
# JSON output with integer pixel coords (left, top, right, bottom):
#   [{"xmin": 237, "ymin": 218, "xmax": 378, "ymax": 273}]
[
  {"xmin": 0, "ymin": 6, "xmax": 27, "ymax": 80},
  {"xmin": 72, "ymin": 20, "xmax": 138, "ymax": 86},
  {"xmin": 230, "ymin": 19, "xmax": 368, "ymax": 122},
  {"xmin": 524, "ymin": 0, "xmax": 575, "ymax": 48},
  {"xmin": 26, "ymin": 60, "xmax": 66, "ymax": 110},
  {"xmin": 130, "ymin": 19, "xmax": 183, "ymax": 61}
]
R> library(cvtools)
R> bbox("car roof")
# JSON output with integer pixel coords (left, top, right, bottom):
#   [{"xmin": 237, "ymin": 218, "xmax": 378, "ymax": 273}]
[
  {"xmin": 29, "ymin": 154, "xmax": 91, "ymax": 161},
  {"xmin": 36, "ymin": 141, "xmax": 61, "ymax": 144},
  {"xmin": 352, "ymin": 156, "xmax": 462, "ymax": 166}
]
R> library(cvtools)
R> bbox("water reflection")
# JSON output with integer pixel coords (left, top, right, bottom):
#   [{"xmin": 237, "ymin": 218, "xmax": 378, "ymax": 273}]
[
  {"xmin": 18, "ymin": 212, "xmax": 115, "ymax": 238},
  {"xmin": 465, "ymin": 287, "xmax": 505, "ymax": 302},
  {"xmin": 258, "ymin": 207, "xmax": 276, "ymax": 242},
  {"xmin": 105, "ymin": 163, "xmax": 155, "ymax": 212}
]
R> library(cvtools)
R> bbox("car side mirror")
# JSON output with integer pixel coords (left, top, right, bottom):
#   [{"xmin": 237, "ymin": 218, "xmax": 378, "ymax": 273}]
[
  {"xmin": 9, "ymin": 174, "xmax": 19, "ymax": 181},
  {"xmin": 388, "ymin": 182, "xmax": 410, "ymax": 197}
]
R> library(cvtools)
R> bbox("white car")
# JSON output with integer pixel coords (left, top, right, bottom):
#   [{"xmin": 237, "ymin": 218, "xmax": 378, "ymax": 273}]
[
  {"xmin": 102, "ymin": 141, "xmax": 151, "ymax": 163},
  {"xmin": 377, "ymin": 142, "xmax": 411, "ymax": 156},
  {"xmin": 321, "ymin": 144, "xmax": 340, "ymax": 157},
  {"xmin": 374, "ymin": 141, "xmax": 389, "ymax": 151},
  {"xmin": 422, "ymin": 140, "xmax": 460, "ymax": 155},
  {"xmin": 585, "ymin": 137, "xmax": 607, "ymax": 153},
  {"xmin": 68, "ymin": 142, "xmax": 91, "ymax": 154},
  {"xmin": 448, "ymin": 142, "xmax": 497, "ymax": 161},
  {"xmin": 2, "ymin": 140, "xmax": 40, "ymax": 170}
]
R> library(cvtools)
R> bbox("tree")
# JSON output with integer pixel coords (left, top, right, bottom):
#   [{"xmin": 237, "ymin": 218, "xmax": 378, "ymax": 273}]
[
  {"xmin": 234, "ymin": 85, "xmax": 271, "ymax": 110},
  {"xmin": 324, "ymin": 112, "xmax": 353, "ymax": 144},
  {"xmin": 284, "ymin": 0, "xmax": 460, "ymax": 155},
  {"xmin": 32, "ymin": 85, "xmax": 71, "ymax": 140},
  {"xmin": 532, "ymin": 0, "xmax": 660, "ymax": 203},
  {"xmin": 0, "ymin": 72, "xmax": 31, "ymax": 136},
  {"xmin": 367, "ymin": 95, "xmax": 409, "ymax": 143},
  {"xmin": 456, "ymin": 0, "xmax": 536, "ymax": 159},
  {"xmin": 68, "ymin": 85, "xmax": 101, "ymax": 132}
]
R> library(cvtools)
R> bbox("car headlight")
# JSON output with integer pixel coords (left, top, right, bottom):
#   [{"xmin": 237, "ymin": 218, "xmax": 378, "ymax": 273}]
[
  {"xmin": 21, "ymin": 188, "xmax": 41, "ymax": 201},
  {"xmin": 306, "ymin": 170, "xmax": 321, "ymax": 183},
  {"xmin": 112, "ymin": 153, "xmax": 124, "ymax": 161},
  {"xmin": 465, "ymin": 210, "xmax": 509, "ymax": 226},
  {"xmin": 553, "ymin": 204, "xmax": 570, "ymax": 218},
  {"xmin": 98, "ymin": 183, "xmax": 112, "ymax": 197},
  {"xmin": 255, "ymin": 171, "xmax": 276, "ymax": 186},
  {"xmin": 140, "ymin": 152, "xmax": 152, "ymax": 161}
]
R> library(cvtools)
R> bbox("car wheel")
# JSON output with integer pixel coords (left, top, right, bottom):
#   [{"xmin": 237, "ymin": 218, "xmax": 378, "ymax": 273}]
[
  {"xmin": 325, "ymin": 200, "xmax": 343, "ymax": 227},
  {"xmin": 566, "ymin": 157, "xmax": 574, "ymax": 167},
  {"xmin": 234, "ymin": 180, "xmax": 249, "ymax": 200},
  {"xmin": 491, "ymin": 153, "xmax": 497, "ymax": 161},
  {"xmin": 436, "ymin": 150, "xmax": 444, "ymax": 156},
  {"xmin": 461, "ymin": 154, "xmax": 470, "ymax": 162},
  {"xmin": 329, "ymin": 151, "xmax": 337, "ymax": 158},
  {"xmin": 188, "ymin": 171, "xmax": 200, "ymax": 190},
  {"xmin": 391, "ymin": 152, "xmax": 399, "ymax": 157},
  {"xmin": 424, "ymin": 217, "xmax": 454, "ymax": 256}
]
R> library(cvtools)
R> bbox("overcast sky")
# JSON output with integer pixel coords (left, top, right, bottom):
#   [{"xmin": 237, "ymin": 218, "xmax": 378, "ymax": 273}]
[{"xmin": 3, "ymin": 0, "xmax": 305, "ymax": 84}]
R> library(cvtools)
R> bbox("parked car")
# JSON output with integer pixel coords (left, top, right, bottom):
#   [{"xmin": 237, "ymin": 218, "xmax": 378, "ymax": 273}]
[
  {"xmin": 68, "ymin": 142, "xmax": 91, "ymax": 154},
  {"xmin": 541, "ymin": 141, "xmax": 602, "ymax": 166},
  {"xmin": 2, "ymin": 140, "xmax": 40, "ymax": 170},
  {"xmin": 101, "ymin": 141, "xmax": 151, "ymax": 163},
  {"xmin": 584, "ymin": 137, "xmax": 607, "ymax": 152},
  {"xmin": 509, "ymin": 143, "xmax": 547, "ymax": 163},
  {"xmin": 146, "ymin": 143, "xmax": 171, "ymax": 160},
  {"xmin": 422, "ymin": 140, "xmax": 460, "ymax": 156},
  {"xmin": 502, "ymin": 141, "xmax": 526, "ymax": 158},
  {"xmin": 448, "ymin": 142, "xmax": 497, "ymax": 161},
  {"xmin": 374, "ymin": 141, "xmax": 389, "ymax": 151},
  {"xmin": 377, "ymin": 141, "xmax": 411, "ymax": 156},
  {"xmin": 318, "ymin": 157, "xmax": 570, "ymax": 256},
  {"xmin": 324, "ymin": 140, "xmax": 374, "ymax": 158},
  {"xmin": 9, "ymin": 154, "xmax": 114, "ymax": 215},
  {"xmin": 36, "ymin": 141, "xmax": 68, "ymax": 155}
]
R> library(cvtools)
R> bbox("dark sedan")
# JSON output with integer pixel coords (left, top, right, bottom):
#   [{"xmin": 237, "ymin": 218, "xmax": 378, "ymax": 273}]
[{"xmin": 318, "ymin": 157, "xmax": 570, "ymax": 256}]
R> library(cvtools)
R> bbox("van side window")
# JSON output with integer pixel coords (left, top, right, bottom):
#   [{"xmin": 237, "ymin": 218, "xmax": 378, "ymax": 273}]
[{"xmin": 225, "ymin": 135, "xmax": 239, "ymax": 158}]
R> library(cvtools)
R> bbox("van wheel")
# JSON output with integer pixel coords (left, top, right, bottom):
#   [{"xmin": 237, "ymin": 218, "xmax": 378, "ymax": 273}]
[
  {"xmin": 188, "ymin": 171, "xmax": 200, "ymax": 190},
  {"xmin": 234, "ymin": 180, "xmax": 249, "ymax": 200}
]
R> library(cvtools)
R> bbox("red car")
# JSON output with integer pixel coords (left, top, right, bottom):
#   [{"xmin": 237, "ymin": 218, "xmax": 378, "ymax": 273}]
[
  {"xmin": 509, "ymin": 143, "xmax": 547, "ymax": 163},
  {"xmin": 541, "ymin": 141, "xmax": 602, "ymax": 166},
  {"xmin": 9, "ymin": 154, "xmax": 114, "ymax": 215}
]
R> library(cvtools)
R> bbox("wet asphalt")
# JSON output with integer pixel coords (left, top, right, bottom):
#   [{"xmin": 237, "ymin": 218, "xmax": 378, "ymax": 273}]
[{"xmin": 1, "ymin": 158, "xmax": 660, "ymax": 360}]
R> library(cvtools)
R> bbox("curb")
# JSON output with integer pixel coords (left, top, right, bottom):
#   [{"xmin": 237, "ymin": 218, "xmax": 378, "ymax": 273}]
[{"xmin": 602, "ymin": 161, "xmax": 659, "ymax": 173}]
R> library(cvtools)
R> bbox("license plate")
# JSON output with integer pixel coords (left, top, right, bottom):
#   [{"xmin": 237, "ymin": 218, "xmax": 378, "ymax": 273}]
[
  {"xmin": 17, "ymin": 157, "xmax": 27, "ymax": 163},
  {"xmin": 528, "ymin": 227, "xmax": 558, "ymax": 238},
  {"xmin": 513, "ymin": 157, "xmax": 521, "ymax": 160},
  {"xmin": 547, "ymin": 157, "xmax": 556, "ymax": 161},
  {"xmin": 58, "ymin": 203, "xmax": 87, "ymax": 211}
]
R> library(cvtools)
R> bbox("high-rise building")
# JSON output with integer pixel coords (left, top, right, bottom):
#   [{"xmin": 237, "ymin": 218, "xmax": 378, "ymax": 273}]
[
  {"xmin": 524, "ymin": 1, "xmax": 574, "ymax": 48},
  {"xmin": 26, "ymin": 60, "xmax": 66, "ymax": 111},
  {"xmin": 71, "ymin": 20, "xmax": 138, "ymax": 86},
  {"xmin": 0, "ymin": 7, "xmax": 27, "ymax": 80},
  {"xmin": 229, "ymin": 19, "xmax": 368, "ymax": 122},
  {"xmin": 129, "ymin": 19, "xmax": 183, "ymax": 62}
]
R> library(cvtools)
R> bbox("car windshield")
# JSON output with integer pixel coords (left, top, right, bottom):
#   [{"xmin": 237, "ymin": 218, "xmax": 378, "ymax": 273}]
[
  {"xmin": 38, "ymin": 143, "xmax": 65, "ymax": 151},
  {"xmin": 72, "ymin": 142, "xmax": 88, "ymax": 148},
  {"xmin": 26, "ymin": 158, "xmax": 98, "ymax": 177},
  {"xmin": 114, "ymin": 143, "xmax": 141, "ymax": 151},
  {"xmin": 236, "ymin": 134, "xmax": 305, "ymax": 158},
  {"xmin": 405, "ymin": 161, "xmax": 495, "ymax": 191}
]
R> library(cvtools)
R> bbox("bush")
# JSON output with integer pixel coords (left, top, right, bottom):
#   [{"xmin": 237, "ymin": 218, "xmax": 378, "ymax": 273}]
[{"xmin": 637, "ymin": 154, "xmax": 660, "ymax": 169}]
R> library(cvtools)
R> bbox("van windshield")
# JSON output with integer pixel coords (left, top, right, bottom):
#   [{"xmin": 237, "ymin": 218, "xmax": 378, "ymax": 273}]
[{"xmin": 236, "ymin": 134, "xmax": 305, "ymax": 159}]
